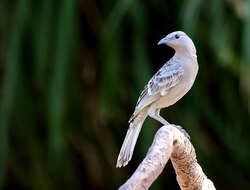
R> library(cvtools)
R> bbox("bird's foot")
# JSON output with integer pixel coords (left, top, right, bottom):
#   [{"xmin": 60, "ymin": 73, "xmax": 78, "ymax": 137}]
[{"xmin": 173, "ymin": 125, "xmax": 190, "ymax": 139}]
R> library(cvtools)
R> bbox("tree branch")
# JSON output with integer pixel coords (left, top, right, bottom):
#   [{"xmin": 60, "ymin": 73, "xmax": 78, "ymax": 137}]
[{"xmin": 119, "ymin": 125, "xmax": 216, "ymax": 190}]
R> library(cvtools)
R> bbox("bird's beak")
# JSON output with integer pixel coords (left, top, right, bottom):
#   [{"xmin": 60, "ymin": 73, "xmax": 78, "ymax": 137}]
[{"xmin": 157, "ymin": 37, "xmax": 169, "ymax": 45}]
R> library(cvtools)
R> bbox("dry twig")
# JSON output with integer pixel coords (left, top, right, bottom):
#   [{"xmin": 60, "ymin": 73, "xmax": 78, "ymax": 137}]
[{"xmin": 119, "ymin": 125, "xmax": 215, "ymax": 190}]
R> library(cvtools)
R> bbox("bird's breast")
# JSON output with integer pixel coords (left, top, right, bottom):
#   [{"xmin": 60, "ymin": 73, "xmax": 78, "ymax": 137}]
[{"xmin": 153, "ymin": 58, "xmax": 198, "ymax": 109}]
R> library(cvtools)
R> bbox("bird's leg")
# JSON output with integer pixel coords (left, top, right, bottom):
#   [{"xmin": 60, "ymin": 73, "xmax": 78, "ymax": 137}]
[
  {"xmin": 173, "ymin": 125, "xmax": 190, "ymax": 139},
  {"xmin": 148, "ymin": 108, "xmax": 170, "ymax": 125},
  {"xmin": 148, "ymin": 108, "xmax": 190, "ymax": 139}
]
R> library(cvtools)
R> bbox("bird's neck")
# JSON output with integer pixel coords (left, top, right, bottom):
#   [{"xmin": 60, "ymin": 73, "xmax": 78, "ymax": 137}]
[
  {"xmin": 174, "ymin": 51, "xmax": 197, "ymax": 60},
  {"xmin": 174, "ymin": 51, "xmax": 198, "ymax": 78},
  {"xmin": 174, "ymin": 43, "xmax": 197, "ymax": 59},
  {"xmin": 174, "ymin": 51, "xmax": 198, "ymax": 73}
]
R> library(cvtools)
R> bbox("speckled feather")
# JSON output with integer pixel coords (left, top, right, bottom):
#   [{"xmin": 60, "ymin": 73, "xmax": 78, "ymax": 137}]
[{"xmin": 129, "ymin": 58, "xmax": 184, "ymax": 123}]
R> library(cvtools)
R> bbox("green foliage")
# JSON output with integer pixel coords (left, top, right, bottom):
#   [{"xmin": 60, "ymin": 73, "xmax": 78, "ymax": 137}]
[{"xmin": 0, "ymin": 0, "xmax": 249, "ymax": 189}]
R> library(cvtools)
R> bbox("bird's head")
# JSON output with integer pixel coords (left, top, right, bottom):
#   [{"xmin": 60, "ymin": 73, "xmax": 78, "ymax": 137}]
[{"xmin": 158, "ymin": 31, "xmax": 196, "ymax": 56}]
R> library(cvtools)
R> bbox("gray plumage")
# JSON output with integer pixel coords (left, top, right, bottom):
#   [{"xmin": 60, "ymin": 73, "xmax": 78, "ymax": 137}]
[{"xmin": 116, "ymin": 31, "xmax": 198, "ymax": 168}]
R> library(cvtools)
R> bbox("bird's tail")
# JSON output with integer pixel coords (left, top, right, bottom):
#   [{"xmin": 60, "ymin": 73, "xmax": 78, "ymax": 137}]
[{"xmin": 116, "ymin": 109, "xmax": 147, "ymax": 167}]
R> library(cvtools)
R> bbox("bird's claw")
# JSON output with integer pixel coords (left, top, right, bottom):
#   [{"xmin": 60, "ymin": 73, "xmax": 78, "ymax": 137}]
[{"xmin": 174, "ymin": 125, "xmax": 190, "ymax": 139}]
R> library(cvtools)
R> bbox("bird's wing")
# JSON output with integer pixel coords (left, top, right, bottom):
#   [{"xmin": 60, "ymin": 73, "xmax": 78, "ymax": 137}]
[{"xmin": 129, "ymin": 58, "xmax": 184, "ymax": 122}]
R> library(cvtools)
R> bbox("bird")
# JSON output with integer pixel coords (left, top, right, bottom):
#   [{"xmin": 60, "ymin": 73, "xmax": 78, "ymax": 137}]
[{"xmin": 116, "ymin": 31, "xmax": 199, "ymax": 168}]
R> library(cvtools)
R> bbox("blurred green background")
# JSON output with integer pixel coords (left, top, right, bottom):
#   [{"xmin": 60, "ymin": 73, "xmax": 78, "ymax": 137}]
[{"xmin": 0, "ymin": 0, "xmax": 250, "ymax": 189}]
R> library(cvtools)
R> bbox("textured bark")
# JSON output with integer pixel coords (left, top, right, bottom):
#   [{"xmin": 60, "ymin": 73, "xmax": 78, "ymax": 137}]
[{"xmin": 119, "ymin": 125, "xmax": 215, "ymax": 190}]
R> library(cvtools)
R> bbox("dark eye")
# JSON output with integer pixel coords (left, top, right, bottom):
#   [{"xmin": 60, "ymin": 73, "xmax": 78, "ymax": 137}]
[{"xmin": 175, "ymin": 34, "xmax": 180, "ymax": 39}]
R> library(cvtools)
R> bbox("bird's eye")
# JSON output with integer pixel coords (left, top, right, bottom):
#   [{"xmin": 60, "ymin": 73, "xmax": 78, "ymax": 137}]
[{"xmin": 175, "ymin": 34, "xmax": 180, "ymax": 39}]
